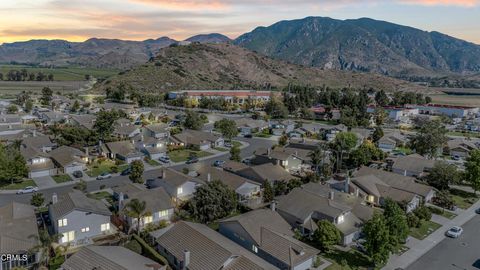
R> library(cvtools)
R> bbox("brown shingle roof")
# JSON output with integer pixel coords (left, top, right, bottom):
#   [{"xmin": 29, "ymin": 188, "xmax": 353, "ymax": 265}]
[{"xmin": 0, "ymin": 202, "xmax": 39, "ymax": 254}]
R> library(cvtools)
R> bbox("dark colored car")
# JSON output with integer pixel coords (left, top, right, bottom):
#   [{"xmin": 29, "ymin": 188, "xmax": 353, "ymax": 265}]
[
  {"xmin": 244, "ymin": 134, "xmax": 253, "ymax": 138},
  {"xmin": 186, "ymin": 157, "xmax": 199, "ymax": 164},
  {"xmin": 72, "ymin": 171, "xmax": 83, "ymax": 178},
  {"xmin": 120, "ymin": 168, "xmax": 131, "ymax": 176}
]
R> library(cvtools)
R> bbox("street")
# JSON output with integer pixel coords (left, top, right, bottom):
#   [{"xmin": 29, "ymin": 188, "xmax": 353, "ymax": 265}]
[
  {"xmin": 407, "ymin": 214, "xmax": 480, "ymax": 270},
  {"xmin": 0, "ymin": 136, "xmax": 275, "ymax": 206}
]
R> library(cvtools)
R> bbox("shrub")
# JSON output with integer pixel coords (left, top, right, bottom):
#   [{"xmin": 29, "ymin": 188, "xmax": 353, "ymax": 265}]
[
  {"xmin": 407, "ymin": 212, "xmax": 421, "ymax": 228},
  {"xmin": 125, "ymin": 239, "xmax": 142, "ymax": 254},
  {"xmin": 414, "ymin": 206, "xmax": 432, "ymax": 221},
  {"xmin": 110, "ymin": 165, "xmax": 119, "ymax": 173},
  {"xmin": 428, "ymin": 206, "xmax": 443, "ymax": 215},
  {"xmin": 132, "ymin": 234, "xmax": 169, "ymax": 266}
]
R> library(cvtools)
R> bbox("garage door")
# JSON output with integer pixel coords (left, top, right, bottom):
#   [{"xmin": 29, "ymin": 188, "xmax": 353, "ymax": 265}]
[
  {"xmin": 30, "ymin": 170, "xmax": 51, "ymax": 178},
  {"xmin": 65, "ymin": 166, "xmax": 84, "ymax": 174}
]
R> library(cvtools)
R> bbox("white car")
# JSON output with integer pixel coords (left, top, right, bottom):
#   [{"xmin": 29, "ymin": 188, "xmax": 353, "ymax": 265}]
[
  {"xmin": 96, "ymin": 172, "xmax": 112, "ymax": 180},
  {"xmin": 446, "ymin": 226, "xmax": 463, "ymax": 238},
  {"xmin": 16, "ymin": 186, "xmax": 38, "ymax": 194}
]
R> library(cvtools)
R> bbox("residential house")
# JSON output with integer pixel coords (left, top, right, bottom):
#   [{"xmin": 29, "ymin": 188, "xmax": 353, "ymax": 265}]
[
  {"xmin": 150, "ymin": 221, "xmax": 278, "ymax": 270},
  {"xmin": 411, "ymin": 104, "xmax": 479, "ymax": 118},
  {"xmin": 446, "ymin": 138, "xmax": 479, "ymax": 158},
  {"xmin": 38, "ymin": 111, "xmax": 66, "ymax": 125},
  {"xmin": 135, "ymin": 135, "xmax": 168, "ymax": 160},
  {"xmin": 219, "ymin": 208, "xmax": 319, "ymax": 270},
  {"xmin": 170, "ymin": 129, "xmax": 224, "ymax": 150},
  {"xmin": 150, "ymin": 169, "xmax": 203, "ymax": 201},
  {"xmin": 234, "ymin": 118, "xmax": 269, "ymax": 135},
  {"xmin": 144, "ymin": 123, "xmax": 170, "ymax": 139},
  {"xmin": 0, "ymin": 114, "xmax": 22, "ymax": 126},
  {"xmin": 60, "ymin": 246, "xmax": 164, "ymax": 270},
  {"xmin": 102, "ymin": 140, "xmax": 144, "ymax": 163},
  {"xmin": 378, "ymin": 132, "xmax": 408, "ymax": 152},
  {"xmin": 113, "ymin": 119, "xmax": 141, "ymax": 139},
  {"xmin": 120, "ymin": 187, "xmax": 174, "ymax": 231},
  {"xmin": 49, "ymin": 146, "xmax": 89, "ymax": 174},
  {"xmin": 0, "ymin": 202, "xmax": 40, "ymax": 270},
  {"xmin": 391, "ymin": 154, "xmax": 436, "ymax": 177},
  {"xmin": 269, "ymin": 120, "xmax": 295, "ymax": 136},
  {"xmin": 234, "ymin": 163, "xmax": 294, "ymax": 185},
  {"xmin": 49, "ymin": 191, "xmax": 113, "ymax": 246},
  {"xmin": 196, "ymin": 167, "xmax": 262, "ymax": 207},
  {"xmin": 252, "ymin": 148, "xmax": 303, "ymax": 173},
  {"xmin": 20, "ymin": 135, "xmax": 58, "ymax": 178},
  {"xmin": 70, "ymin": 114, "xmax": 96, "ymax": 130}
]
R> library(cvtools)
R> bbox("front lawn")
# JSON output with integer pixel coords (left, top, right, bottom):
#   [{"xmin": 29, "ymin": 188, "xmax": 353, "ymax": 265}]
[
  {"xmin": 87, "ymin": 191, "xmax": 114, "ymax": 205},
  {"xmin": 232, "ymin": 141, "xmax": 242, "ymax": 148},
  {"xmin": 410, "ymin": 220, "xmax": 442, "ymax": 240},
  {"xmin": 254, "ymin": 132, "xmax": 272, "ymax": 138},
  {"xmin": 169, "ymin": 149, "xmax": 213, "ymax": 163},
  {"xmin": 394, "ymin": 146, "xmax": 413, "ymax": 155},
  {"xmin": 52, "ymin": 174, "xmax": 72, "ymax": 184},
  {"xmin": 323, "ymin": 249, "xmax": 373, "ymax": 270},
  {"xmin": 213, "ymin": 147, "xmax": 229, "ymax": 152},
  {"xmin": 0, "ymin": 180, "xmax": 37, "ymax": 190},
  {"xmin": 450, "ymin": 188, "xmax": 479, "ymax": 209},
  {"xmin": 427, "ymin": 206, "xmax": 457, "ymax": 219},
  {"xmin": 87, "ymin": 159, "xmax": 127, "ymax": 177},
  {"xmin": 145, "ymin": 158, "xmax": 161, "ymax": 166}
]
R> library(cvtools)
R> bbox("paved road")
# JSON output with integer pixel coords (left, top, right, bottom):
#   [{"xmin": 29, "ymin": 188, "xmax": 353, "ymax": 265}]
[
  {"xmin": 407, "ymin": 215, "xmax": 480, "ymax": 270},
  {"xmin": 0, "ymin": 137, "xmax": 275, "ymax": 206}
]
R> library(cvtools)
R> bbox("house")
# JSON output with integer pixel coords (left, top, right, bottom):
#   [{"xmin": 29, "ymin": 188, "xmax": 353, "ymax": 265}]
[
  {"xmin": 446, "ymin": 138, "xmax": 479, "ymax": 158},
  {"xmin": 234, "ymin": 118, "xmax": 269, "ymax": 135},
  {"xmin": 0, "ymin": 202, "xmax": 40, "ymax": 270},
  {"xmin": 196, "ymin": 167, "xmax": 262, "ymax": 207},
  {"xmin": 69, "ymin": 114, "xmax": 96, "ymax": 130},
  {"xmin": 102, "ymin": 140, "xmax": 145, "ymax": 163},
  {"xmin": 120, "ymin": 187, "xmax": 174, "ymax": 230},
  {"xmin": 60, "ymin": 246, "xmax": 164, "ymax": 270},
  {"xmin": 135, "ymin": 135, "xmax": 168, "ymax": 160},
  {"xmin": 219, "ymin": 208, "xmax": 319, "ymax": 270},
  {"xmin": 353, "ymin": 166, "xmax": 435, "ymax": 203},
  {"xmin": 170, "ymin": 129, "xmax": 224, "ymax": 150},
  {"xmin": 276, "ymin": 186, "xmax": 373, "ymax": 245},
  {"xmin": 49, "ymin": 146, "xmax": 89, "ymax": 174},
  {"xmin": 253, "ymin": 148, "xmax": 303, "ymax": 172},
  {"xmin": 38, "ymin": 111, "xmax": 66, "ymax": 125},
  {"xmin": 22, "ymin": 135, "xmax": 57, "ymax": 153},
  {"xmin": 20, "ymin": 145, "xmax": 57, "ymax": 178},
  {"xmin": 49, "ymin": 191, "xmax": 113, "ymax": 246},
  {"xmin": 113, "ymin": 124, "xmax": 141, "ymax": 139},
  {"xmin": 149, "ymin": 169, "xmax": 203, "ymax": 201},
  {"xmin": 391, "ymin": 154, "xmax": 436, "ymax": 177},
  {"xmin": 378, "ymin": 132, "xmax": 407, "ymax": 152},
  {"xmin": 150, "ymin": 221, "xmax": 278, "ymax": 270},
  {"xmin": 411, "ymin": 104, "xmax": 479, "ymax": 118},
  {"xmin": 318, "ymin": 124, "xmax": 347, "ymax": 141},
  {"xmin": 269, "ymin": 120, "xmax": 295, "ymax": 136},
  {"xmin": 350, "ymin": 128, "xmax": 371, "ymax": 144},
  {"xmin": 144, "ymin": 123, "xmax": 170, "ymax": 139},
  {"xmin": 235, "ymin": 163, "xmax": 294, "ymax": 185}
]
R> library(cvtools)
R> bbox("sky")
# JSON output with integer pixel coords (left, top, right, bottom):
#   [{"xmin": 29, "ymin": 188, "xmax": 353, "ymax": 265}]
[{"xmin": 0, "ymin": 0, "xmax": 479, "ymax": 44}]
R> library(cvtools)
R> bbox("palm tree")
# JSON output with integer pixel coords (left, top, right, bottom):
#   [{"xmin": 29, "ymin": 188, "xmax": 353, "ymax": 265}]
[
  {"xmin": 124, "ymin": 199, "xmax": 151, "ymax": 235},
  {"xmin": 29, "ymin": 229, "xmax": 61, "ymax": 267}
]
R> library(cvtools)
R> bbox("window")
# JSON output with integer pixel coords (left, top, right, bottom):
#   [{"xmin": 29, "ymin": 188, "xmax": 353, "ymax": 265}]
[
  {"xmin": 252, "ymin": 245, "xmax": 258, "ymax": 253},
  {"xmin": 58, "ymin": 218, "xmax": 67, "ymax": 227},
  {"xmin": 101, "ymin": 223, "xmax": 110, "ymax": 232},
  {"xmin": 81, "ymin": 227, "xmax": 90, "ymax": 233},
  {"xmin": 61, "ymin": 231, "xmax": 75, "ymax": 243},
  {"xmin": 337, "ymin": 215, "xmax": 344, "ymax": 224},
  {"xmin": 158, "ymin": 210, "xmax": 169, "ymax": 218},
  {"xmin": 177, "ymin": 187, "xmax": 183, "ymax": 195},
  {"xmin": 144, "ymin": 215, "xmax": 153, "ymax": 224}
]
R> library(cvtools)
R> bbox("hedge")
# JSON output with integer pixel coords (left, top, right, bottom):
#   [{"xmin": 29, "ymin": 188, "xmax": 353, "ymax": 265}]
[{"xmin": 132, "ymin": 234, "xmax": 170, "ymax": 267}]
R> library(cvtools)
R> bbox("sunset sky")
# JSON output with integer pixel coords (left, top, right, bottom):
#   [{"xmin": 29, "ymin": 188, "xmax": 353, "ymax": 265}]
[{"xmin": 0, "ymin": 0, "xmax": 479, "ymax": 44}]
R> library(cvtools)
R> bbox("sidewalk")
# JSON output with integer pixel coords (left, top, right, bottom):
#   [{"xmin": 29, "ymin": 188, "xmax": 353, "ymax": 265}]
[{"xmin": 383, "ymin": 199, "xmax": 480, "ymax": 270}]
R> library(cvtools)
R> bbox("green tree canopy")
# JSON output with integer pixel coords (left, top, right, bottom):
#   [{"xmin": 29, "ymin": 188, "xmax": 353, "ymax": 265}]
[
  {"xmin": 426, "ymin": 161, "xmax": 461, "ymax": 191},
  {"xmin": 123, "ymin": 198, "xmax": 150, "ymax": 235},
  {"xmin": 363, "ymin": 213, "xmax": 391, "ymax": 266},
  {"xmin": 313, "ymin": 220, "xmax": 341, "ymax": 253},
  {"xmin": 214, "ymin": 119, "xmax": 238, "ymax": 140},
  {"xmin": 410, "ymin": 120, "xmax": 447, "ymax": 158},
  {"xmin": 129, "ymin": 160, "xmax": 144, "ymax": 184},
  {"xmin": 383, "ymin": 199, "xmax": 409, "ymax": 248},
  {"xmin": 189, "ymin": 180, "xmax": 237, "ymax": 223},
  {"xmin": 183, "ymin": 110, "xmax": 205, "ymax": 130},
  {"xmin": 465, "ymin": 149, "xmax": 480, "ymax": 194},
  {"xmin": 230, "ymin": 145, "xmax": 241, "ymax": 162}
]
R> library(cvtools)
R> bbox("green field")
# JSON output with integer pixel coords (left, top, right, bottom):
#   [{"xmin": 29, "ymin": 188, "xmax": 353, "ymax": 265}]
[
  {"xmin": 0, "ymin": 179, "xmax": 37, "ymax": 190},
  {"xmin": 0, "ymin": 64, "xmax": 118, "ymax": 81}
]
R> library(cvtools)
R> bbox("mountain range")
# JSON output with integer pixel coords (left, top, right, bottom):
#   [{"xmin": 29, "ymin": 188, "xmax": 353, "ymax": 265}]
[{"xmin": 1, "ymin": 17, "xmax": 480, "ymax": 77}]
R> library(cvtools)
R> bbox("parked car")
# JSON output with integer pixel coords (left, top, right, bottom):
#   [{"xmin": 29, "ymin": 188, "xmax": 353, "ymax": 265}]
[
  {"xmin": 446, "ymin": 226, "xmax": 463, "ymax": 238},
  {"xmin": 244, "ymin": 134, "xmax": 253, "ymax": 138},
  {"xmin": 224, "ymin": 142, "xmax": 233, "ymax": 148},
  {"xmin": 475, "ymin": 208, "xmax": 480, "ymax": 214},
  {"xmin": 16, "ymin": 186, "xmax": 38, "ymax": 194},
  {"xmin": 159, "ymin": 156, "xmax": 171, "ymax": 163},
  {"xmin": 213, "ymin": 160, "xmax": 225, "ymax": 167},
  {"xmin": 96, "ymin": 172, "xmax": 112, "ymax": 180},
  {"xmin": 120, "ymin": 168, "xmax": 131, "ymax": 176},
  {"xmin": 186, "ymin": 157, "xmax": 199, "ymax": 164},
  {"xmin": 242, "ymin": 158, "xmax": 252, "ymax": 165},
  {"xmin": 72, "ymin": 171, "xmax": 83, "ymax": 178},
  {"xmin": 145, "ymin": 178, "xmax": 156, "ymax": 189},
  {"xmin": 452, "ymin": 155, "xmax": 461, "ymax": 161}
]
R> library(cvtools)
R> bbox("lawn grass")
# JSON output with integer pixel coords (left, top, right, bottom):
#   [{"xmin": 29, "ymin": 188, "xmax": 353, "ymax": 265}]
[
  {"xmin": 447, "ymin": 131, "xmax": 480, "ymax": 138},
  {"xmin": 169, "ymin": 149, "xmax": 213, "ymax": 163},
  {"xmin": 254, "ymin": 132, "xmax": 272, "ymax": 138},
  {"xmin": 145, "ymin": 158, "xmax": 161, "ymax": 166},
  {"xmin": 232, "ymin": 140, "xmax": 242, "ymax": 148},
  {"xmin": 323, "ymin": 249, "xmax": 373, "ymax": 270},
  {"xmin": 427, "ymin": 206, "xmax": 457, "ymax": 219},
  {"xmin": 450, "ymin": 188, "xmax": 479, "ymax": 209},
  {"xmin": 213, "ymin": 147, "xmax": 229, "ymax": 152},
  {"xmin": 394, "ymin": 146, "xmax": 413, "ymax": 155},
  {"xmin": 87, "ymin": 191, "xmax": 114, "ymax": 205},
  {"xmin": 410, "ymin": 220, "xmax": 442, "ymax": 240},
  {"xmin": 52, "ymin": 174, "xmax": 72, "ymax": 184},
  {"xmin": 0, "ymin": 180, "xmax": 37, "ymax": 190},
  {"xmin": 87, "ymin": 159, "xmax": 123, "ymax": 177}
]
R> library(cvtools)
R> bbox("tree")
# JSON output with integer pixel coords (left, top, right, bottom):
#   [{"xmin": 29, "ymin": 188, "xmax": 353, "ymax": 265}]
[
  {"xmin": 189, "ymin": 180, "xmax": 237, "ymax": 223},
  {"xmin": 375, "ymin": 90, "xmax": 389, "ymax": 106},
  {"xmin": 374, "ymin": 107, "xmax": 387, "ymax": 126},
  {"xmin": 349, "ymin": 141, "xmax": 384, "ymax": 167},
  {"xmin": 129, "ymin": 160, "xmax": 144, "ymax": 184},
  {"xmin": 183, "ymin": 110, "xmax": 204, "ymax": 130},
  {"xmin": 29, "ymin": 229, "xmax": 61, "ymax": 266},
  {"xmin": 363, "ymin": 213, "xmax": 391, "ymax": 266},
  {"xmin": 330, "ymin": 132, "xmax": 358, "ymax": 172},
  {"xmin": 426, "ymin": 161, "xmax": 461, "ymax": 191},
  {"xmin": 383, "ymin": 199, "xmax": 409, "ymax": 249},
  {"xmin": 40, "ymin": 87, "xmax": 53, "ymax": 106},
  {"xmin": 71, "ymin": 100, "xmax": 81, "ymax": 113},
  {"xmin": 6, "ymin": 104, "xmax": 18, "ymax": 114},
  {"xmin": 309, "ymin": 144, "xmax": 329, "ymax": 180},
  {"xmin": 25, "ymin": 99, "xmax": 33, "ymax": 113},
  {"xmin": 263, "ymin": 181, "xmax": 274, "ymax": 202},
  {"xmin": 372, "ymin": 127, "xmax": 384, "ymax": 143},
  {"xmin": 410, "ymin": 120, "xmax": 447, "ymax": 158},
  {"xmin": 465, "ymin": 149, "xmax": 480, "ymax": 194},
  {"xmin": 124, "ymin": 199, "xmax": 150, "ymax": 235},
  {"xmin": 278, "ymin": 134, "xmax": 288, "ymax": 146},
  {"xmin": 94, "ymin": 110, "xmax": 121, "ymax": 141},
  {"xmin": 214, "ymin": 119, "xmax": 238, "ymax": 140},
  {"xmin": 313, "ymin": 220, "xmax": 341, "ymax": 253},
  {"xmin": 31, "ymin": 193, "xmax": 45, "ymax": 207},
  {"xmin": 230, "ymin": 145, "xmax": 241, "ymax": 162},
  {"xmin": 265, "ymin": 96, "xmax": 288, "ymax": 119},
  {"xmin": 0, "ymin": 145, "xmax": 28, "ymax": 185}
]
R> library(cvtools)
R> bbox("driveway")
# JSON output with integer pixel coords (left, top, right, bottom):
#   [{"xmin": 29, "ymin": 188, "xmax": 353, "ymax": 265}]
[{"xmin": 32, "ymin": 176, "xmax": 57, "ymax": 189}]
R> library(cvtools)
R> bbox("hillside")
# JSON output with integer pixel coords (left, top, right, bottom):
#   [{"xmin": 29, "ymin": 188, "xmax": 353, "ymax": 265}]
[
  {"xmin": 94, "ymin": 43, "xmax": 425, "ymax": 93},
  {"xmin": 185, "ymin": 33, "xmax": 231, "ymax": 44},
  {"xmin": 235, "ymin": 17, "xmax": 480, "ymax": 76}
]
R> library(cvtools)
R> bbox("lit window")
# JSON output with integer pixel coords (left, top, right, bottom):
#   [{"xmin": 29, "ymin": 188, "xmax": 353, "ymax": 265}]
[
  {"xmin": 144, "ymin": 215, "xmax": 153, "ymax": 224},
  {"xmin": 158, "ymin": 210, "xmax": 169, "ymax": 218},
  {"xmin": 81, "ymin": 227, "xmax": 90, "ymax": 233},
  {"xmin": 177, "ymin": 187, "xmax": 183, "ymax": 195},
  {"xmin": 58, "ymin": 218, "xmax": 68, "ymax": 227},
  {"xmin": 337, "ymin": 215, "xmax": 344, "ymax": 224},
  {"xmin": 252, "ymin": 245, "xmax": 258, "ymax": 253},
  {"xmin": 101, "ymin": 223, "xmax": 110, "ymax": 232},
  {"xmin": 61, "ymin": 231, "xmax": 75, "ymax": 243}
]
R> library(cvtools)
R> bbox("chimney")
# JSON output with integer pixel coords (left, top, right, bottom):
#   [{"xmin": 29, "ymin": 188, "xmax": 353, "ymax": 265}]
[
  {"xmin": 329, "ymin": 191, "xmax": 334, "ymax": 200},
  {"xmin": 355, "ymin": 188, "xmax": 360, "ymax": 197},
  {"xmin": 118, "ymin": 192, "xmax": 125, "ymax": 209},
  {"xmin": 85, "ymin": 146, "xmax": 89, "ymax": 156},
  {"xmin": 207, "ymin": 173, "xmax": 211, "ymax": 182},
  {"xmin": 344, "ymin": 177, "xmax": 350, "ymax": 193},
  {"xmin": 33, "ymin": 130, "xmax": 37, "ymax": 137},
  {"xmin": 52, "ymin": 193, "xmax": 58, "ymax": 204},
  {"xmin": 162, "ymin": 169, "xmax": 167, "ymax": 179},
  {"xmin": 182, "ymin": 250, "xmax": 190, "ymax": 270},
  {"xmin": 270, "ymin": 200, "xmax": 276, "ymax": 212},
  {"xmin": 267, "ymin": 148, "xmax": 271, "ymax": 156}
]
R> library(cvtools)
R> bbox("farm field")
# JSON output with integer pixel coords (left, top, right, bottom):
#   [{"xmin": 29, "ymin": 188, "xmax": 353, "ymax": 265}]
[
  {"xmin": 0, "ymin": 80, "xmax": 88, "ymax": 98},
  {"xmin": 0, "ymin": 64, "xmax": 119, "ymax": 81}
]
